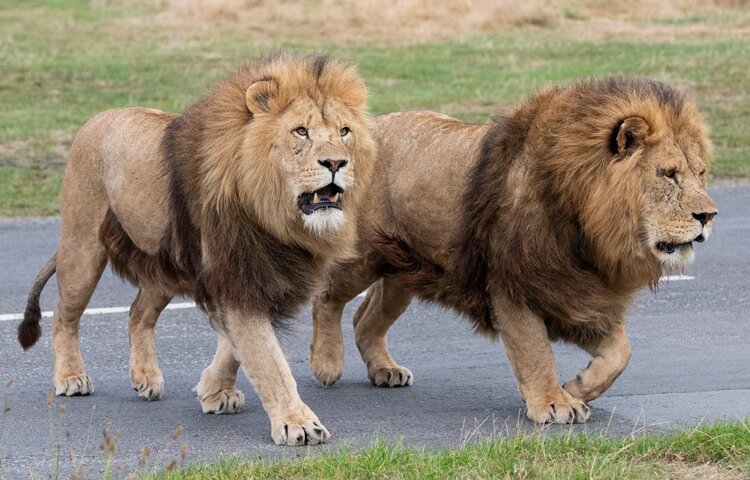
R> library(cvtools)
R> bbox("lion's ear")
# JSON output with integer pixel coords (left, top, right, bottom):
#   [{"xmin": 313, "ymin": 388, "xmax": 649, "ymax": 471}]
[
  {"xmin": 245, "ymin": 79, "xmax": 278, "ymax": 114},
  {"xmin": 610, "ymin": 117, "xmax": 649, "ymax": 158}
]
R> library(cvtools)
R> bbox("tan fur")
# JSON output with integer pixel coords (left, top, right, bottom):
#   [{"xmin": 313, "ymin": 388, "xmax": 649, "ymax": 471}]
[
  {"xmin": 309, "ymin": 78, "xmax": 717, "ymax": 425},
  {"xmin": 19, "ymin": 53, "xmax": 375, "ymax": 445}
]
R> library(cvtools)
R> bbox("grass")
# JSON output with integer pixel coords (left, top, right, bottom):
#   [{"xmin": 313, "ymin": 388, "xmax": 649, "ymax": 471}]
[
  {"xmin": 0, "ymin": 166, "xmax": 62, "ymax": 217},
  {"xmin": 1, "ymin": 2, "xmax": 749, "ymax": 216},
  {"xmin": 145, "ymin": 420, "xmax": 750, "ymax": 479}
]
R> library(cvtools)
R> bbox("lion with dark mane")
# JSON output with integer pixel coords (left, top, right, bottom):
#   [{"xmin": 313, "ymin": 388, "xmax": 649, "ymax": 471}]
[
  {"xmin": 309, "ymin": 78, "xmax": 717, "ymax": 424},
  {"xmin": 18, "ymin": 53, "xmax": 375, "ymax": 445}
]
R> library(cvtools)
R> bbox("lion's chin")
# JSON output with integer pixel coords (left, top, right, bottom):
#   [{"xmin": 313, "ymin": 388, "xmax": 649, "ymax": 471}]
[
  {"xmin": 301, "ymin": 208, "xmax": 347, "ymax": 236},
  {"xmin": 654, "ymin": 242, "xmax": 695, "ymax": 272}
]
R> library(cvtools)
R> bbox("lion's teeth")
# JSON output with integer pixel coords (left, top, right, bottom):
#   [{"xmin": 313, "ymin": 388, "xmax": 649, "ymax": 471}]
[
  {"xmin": 313, "ymin": 192, "xmax": 320, "ymax": 204},
  {"xmin": 331, "ymin": 192, "xmax": 339, "ymax": 203}
]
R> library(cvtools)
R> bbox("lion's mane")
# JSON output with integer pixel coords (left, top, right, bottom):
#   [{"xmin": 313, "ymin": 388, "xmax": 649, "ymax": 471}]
[{"xmin": 100, "ymin": 53, "xmax": 374, "ymax": 326}]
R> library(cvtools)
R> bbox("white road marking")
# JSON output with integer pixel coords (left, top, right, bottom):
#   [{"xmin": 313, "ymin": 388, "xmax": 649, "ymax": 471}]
[
  {"xmin": 0, "ymin": 277, "xmax": 695, "ymax": 323},
  {"xmin": 0, "ymin": 302, "xmax": 196, "ymax": 322},
  {"xmin": 659, "ymin": 275, "xmax": 695, "ymax": 282},
  {"xmin": 0, "ymin": 292, "xmax": 370, "ymax": 323}
]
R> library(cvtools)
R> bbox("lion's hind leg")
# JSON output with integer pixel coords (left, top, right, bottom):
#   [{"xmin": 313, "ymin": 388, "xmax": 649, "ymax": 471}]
[
  {"xmin": 563, "ymin": 324, "xmax": 632, "ymax": 403},
  {"xmin": 354, "ymin": 276, "xmax": 414, "ymax": 388},
  {"xmin": 129, "ymin": 287, "xmax": 172, "ymax": 400},
  {"xmin": 193, "ymin": 334, "xmax": 245, "ymax": 414},
  {"xmin": 52, "ymin": 215, "xmax": 108, "ymax": 396}
]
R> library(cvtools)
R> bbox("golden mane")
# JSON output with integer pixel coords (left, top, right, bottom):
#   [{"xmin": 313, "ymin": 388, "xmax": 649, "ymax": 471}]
[
  {"xmin": 193, "ymin": 53, "xmax": 371, "ymax": 217},
  {"xmin": 101, "ymin": 52, "xmax": 376, "ymax": 325}
]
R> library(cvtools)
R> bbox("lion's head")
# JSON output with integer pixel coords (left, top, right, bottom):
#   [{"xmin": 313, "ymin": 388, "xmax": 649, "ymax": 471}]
[
  {"xmin": 611, "ymin": 114, "xmax": 716, "ymax": 272},
  {"xmin": 527, "ymin": 78, "xmax": 717, "ymax": 284},
  {"xmin": 195, "ymin": 52, "xmax": 376, "ymax": 248}
]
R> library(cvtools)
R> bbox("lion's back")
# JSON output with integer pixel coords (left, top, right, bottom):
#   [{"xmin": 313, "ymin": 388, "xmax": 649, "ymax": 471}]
[{"xmin": 367, "ymin": 111, "xmax": 489, "ymax": 265}]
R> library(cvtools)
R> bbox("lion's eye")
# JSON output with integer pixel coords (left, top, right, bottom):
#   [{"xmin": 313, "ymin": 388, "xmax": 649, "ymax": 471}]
[
  {"xmin": 658, "ymin": 167, "xmax": 678, "ymax": 183},
  {"xmin": 293, "ymin": 126, "xmax": 308, "ymax": 137},
  {"xmin": 340, "ymin": 127, "xmax": 351, "ymax": 137}
]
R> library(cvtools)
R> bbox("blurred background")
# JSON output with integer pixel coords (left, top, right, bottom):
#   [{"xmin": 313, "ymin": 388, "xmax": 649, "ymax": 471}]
[{"xmin": 1, "ymin": 0, "xmax": 748, "ymax": 216}]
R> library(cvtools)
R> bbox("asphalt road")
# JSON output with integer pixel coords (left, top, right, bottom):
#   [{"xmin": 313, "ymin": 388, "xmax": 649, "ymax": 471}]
[{"xmin": 1, "ymin": 184, "xmax": 749, "ymax": 478}]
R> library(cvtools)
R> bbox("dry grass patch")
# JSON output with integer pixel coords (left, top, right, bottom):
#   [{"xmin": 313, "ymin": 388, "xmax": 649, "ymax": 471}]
[{"xmin": 107, "ymin": 0, "xmax": 750, "ymax": 43}]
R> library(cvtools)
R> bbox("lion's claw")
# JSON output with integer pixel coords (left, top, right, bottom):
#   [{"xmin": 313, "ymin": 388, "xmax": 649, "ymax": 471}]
[
  {"xmin": 368, "ymin": 366, "xmax": 413, "ymax": 388},
  {"xmin": 198, "ymin": 387, "xmax": 245, "ymax": 414},
  {"xmin": 272, "ymin": 418, "xmax": 329, "ymax": 446},
  {"xmin": 526, "ymin": 387, "xmax": 590, "ymax": 424},
  {"xmin": 54, "ymin": 374, "xmax": 93, "ymax": 396}
]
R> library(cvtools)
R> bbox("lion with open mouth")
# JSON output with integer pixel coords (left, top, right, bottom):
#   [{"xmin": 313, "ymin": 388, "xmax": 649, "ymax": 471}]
[{"xmin": 18, "ymin": 52, "xmax": 375, "ymax": 446}]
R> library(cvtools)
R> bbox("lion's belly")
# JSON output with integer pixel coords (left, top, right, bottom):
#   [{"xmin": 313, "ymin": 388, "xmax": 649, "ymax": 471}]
[{"xmin": 99, "ymin": 108, "xmax": 175, "ymax": 254}]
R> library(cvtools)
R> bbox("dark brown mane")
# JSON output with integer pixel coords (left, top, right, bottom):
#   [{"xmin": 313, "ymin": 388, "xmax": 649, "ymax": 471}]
[
  {"xmin": 195, "ymin": 203, "xmax": 322, "ymax": 327},
  {"xmin": 371, "ymin": 77, "xmax": 688, "ymax": 344}
]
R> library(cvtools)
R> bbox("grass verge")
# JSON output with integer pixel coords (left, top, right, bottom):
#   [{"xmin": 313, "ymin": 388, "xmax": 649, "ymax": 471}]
[{"xmin": 146, "ymin": 420, "xmax": 750, "ymax": 479}]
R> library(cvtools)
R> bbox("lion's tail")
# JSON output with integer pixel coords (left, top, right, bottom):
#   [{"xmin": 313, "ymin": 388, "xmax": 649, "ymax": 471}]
[
  {"xmin": 18, "ymin": 252, "xmax": 57, "ymax": 350},
  {"xmin": 367, "ymin": 232, "xmax": 495, "ymax": 337}
]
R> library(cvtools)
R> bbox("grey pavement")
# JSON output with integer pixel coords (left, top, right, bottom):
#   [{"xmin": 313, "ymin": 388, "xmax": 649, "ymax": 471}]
[{"xmin": 0, "ymin": 184, "xmax": 748, "ymax": 478}]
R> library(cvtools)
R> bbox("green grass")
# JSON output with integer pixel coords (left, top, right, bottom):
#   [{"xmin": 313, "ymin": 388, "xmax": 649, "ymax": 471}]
[
  {"xmin": 0, "ymin": 166, "xmax": 62, "ymax": 217},
  {"xmin": 146, "ymin": 420, "xmax": 750, "ymax": 479},
  {"xmin": 1, "ymin": 2, "xmax": 749, "ymax": 216}
]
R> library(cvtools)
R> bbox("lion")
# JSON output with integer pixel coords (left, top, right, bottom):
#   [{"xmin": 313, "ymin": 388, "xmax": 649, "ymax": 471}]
[
  {"xmin": 17, "ymin": 52, "xmax": 375, "ymax": 445},
  {"xmin": 308, "ymin": 77, "xmax": 717, "ymax": 424}
]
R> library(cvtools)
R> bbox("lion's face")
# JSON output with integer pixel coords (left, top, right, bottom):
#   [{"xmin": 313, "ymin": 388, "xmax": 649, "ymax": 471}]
[
  {"xmin": 273, "ymin": 96, "xmax": 361, "ymax": 235},
  {"xmin": 610, "ymin": 116, "xmax": 717, "ymax": 273},
  {"xmin": 223, "ymin": 56, "xmax": 375, "ymax": 246},
  {"xmin": 639, "ymin": 136, "xmax": 717, "ymax": 271}
]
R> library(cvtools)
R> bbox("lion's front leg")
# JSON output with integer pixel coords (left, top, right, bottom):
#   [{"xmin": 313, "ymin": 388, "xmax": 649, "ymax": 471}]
[
  {"xmin": 492, "ymin": 297, "xmax": 590, "ymax": 424},
  {"xmin": 563, "ymin": 324, "xmax": 632, "ymax": 403},
  {"xmin": 223, "ymin": 309, "xmax": 329, "ymax": 446},
  {"xmin": 193, "ymin": 333, "xmax": 245, "ymax": 414}
]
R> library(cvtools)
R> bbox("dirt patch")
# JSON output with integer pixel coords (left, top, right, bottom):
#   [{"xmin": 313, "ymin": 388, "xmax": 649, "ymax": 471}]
[{"xmin": 119, "ymin": 0, "xmax": 750, "ymax": 43}]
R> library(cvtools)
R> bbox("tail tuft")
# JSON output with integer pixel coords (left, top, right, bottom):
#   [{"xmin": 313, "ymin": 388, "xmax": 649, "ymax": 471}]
[
  {"xmin": 17, "ymin": 252, "xmax": 57, "ymax": 350},
  {"xmin": 18, "ymin": 306, "xmax": 43, "ymax": 350}
]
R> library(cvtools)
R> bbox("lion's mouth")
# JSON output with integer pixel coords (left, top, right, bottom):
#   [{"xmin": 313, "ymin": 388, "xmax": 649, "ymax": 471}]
[
  {"xmin": 298, "ymin": 183, "xmax": 343, "ymax": 215},
  {"xmin": 655, "ymin": 240, "xmax": 694, "ymax": 254},
  {"xmin": 656, "ymin": 232, "xmax": 708, "ymax": 254}
]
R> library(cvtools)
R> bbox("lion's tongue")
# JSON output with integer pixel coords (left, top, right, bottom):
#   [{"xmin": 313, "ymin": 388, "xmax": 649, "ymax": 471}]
[{"xmin": 313, "ymin": 185, "xmax": 338, "ymax": 204}]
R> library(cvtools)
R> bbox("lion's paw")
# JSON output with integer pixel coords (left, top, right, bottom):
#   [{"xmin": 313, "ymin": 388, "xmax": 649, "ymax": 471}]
[
  {"xmin": 197, "ymin": 387, "xmax": 245, "ymax": 415},
  {"xmin": 309, "ymin": 337, "xmax": 343, "ymax": 386},
  {"xmin": 368, "ymin": 365, "xmax": 413, "ymax": 388},
  {"xmin": 310, "ymin": 352, "xmax": 343, "ymax": 387},
  {"xmin": 525, "ymin": 387, "xmax": 590, "ymax": 424},
  {"xmin": 270, "ymin": 410, "xmax": 329, "ymax": 446},
  {"xmin": 131, "ymin": 368, "xmax": 165, "ymax": 401},
  {"xmin": 54, "ymin": 373, "xmax": 93, "ymax": 397}
]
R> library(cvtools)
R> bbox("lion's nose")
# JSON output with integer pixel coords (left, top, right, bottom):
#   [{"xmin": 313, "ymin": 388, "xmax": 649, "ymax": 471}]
[
  {"xmin": 692, "ymin": 210, "xmax": 717, "ymax": 226},
  {"xmin": 318, "ymin": 159, "xmax": 348, "ymax": 173}
]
